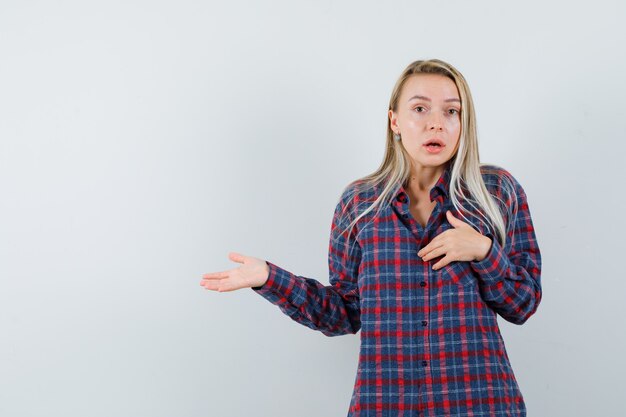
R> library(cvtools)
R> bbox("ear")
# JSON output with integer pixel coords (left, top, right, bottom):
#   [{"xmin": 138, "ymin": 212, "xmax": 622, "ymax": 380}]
[{"xmin": 388, "ymin": 109, "xmax": 399, "ymax": 132}]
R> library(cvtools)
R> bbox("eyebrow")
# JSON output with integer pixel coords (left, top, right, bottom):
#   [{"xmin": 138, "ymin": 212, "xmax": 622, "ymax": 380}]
[{"xmin": 407, "ymin": 95, "xmax": 461, "ymax": 103}]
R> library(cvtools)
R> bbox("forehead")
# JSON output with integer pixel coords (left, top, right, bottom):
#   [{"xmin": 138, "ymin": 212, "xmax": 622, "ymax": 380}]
[{"xmin": 400, "ymin": 73, "xmax": 460, "ymax": 101}]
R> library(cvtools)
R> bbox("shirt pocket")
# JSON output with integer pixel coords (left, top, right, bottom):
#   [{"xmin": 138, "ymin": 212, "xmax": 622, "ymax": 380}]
[
  {"xmin": 437, "ymin": 259, "xmax": 476, "ymax": 289},
  {"xmin": 431, "ymin": 212, "xmax": 483, "ymax": 289}
]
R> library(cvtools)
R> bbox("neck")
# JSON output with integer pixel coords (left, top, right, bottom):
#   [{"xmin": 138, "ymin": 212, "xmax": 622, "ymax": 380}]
[{"xmin": 407, "ymin": 162, "xmax": 447, "ymax": 193}]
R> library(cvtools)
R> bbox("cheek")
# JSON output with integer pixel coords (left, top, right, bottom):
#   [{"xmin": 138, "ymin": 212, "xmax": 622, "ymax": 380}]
[
  {"xmin": 404, "ymin": 116, "xmax": 422, "ymax": 127},
  {"xmin": 447, "ymin": 118, "xmax": 461, "ymax": 136}
]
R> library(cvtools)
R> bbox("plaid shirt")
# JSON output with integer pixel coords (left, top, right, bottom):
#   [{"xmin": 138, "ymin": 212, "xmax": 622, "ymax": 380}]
[{"xmin": 252, "ymin": 162, "xmax": 542, "ymax": 417}]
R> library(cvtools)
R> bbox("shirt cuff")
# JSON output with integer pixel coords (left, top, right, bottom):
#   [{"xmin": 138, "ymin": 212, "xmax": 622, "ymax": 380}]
[
  {"xmin": 469, "ymin": 234, "xmax": 511, "ymax": 284},
  {"xmin": 251, "ymin": 261, "xmax": 295, "ymax": 299}
]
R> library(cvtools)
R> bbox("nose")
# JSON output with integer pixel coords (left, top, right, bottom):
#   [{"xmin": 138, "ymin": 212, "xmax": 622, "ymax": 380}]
[{"xmin": 428, "ymin": 113, "xmax": 444, "ymax": 131}]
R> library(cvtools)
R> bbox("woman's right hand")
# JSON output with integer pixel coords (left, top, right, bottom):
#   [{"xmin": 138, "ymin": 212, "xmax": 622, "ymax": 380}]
[{"xmin": 200, "ymin": 252, "xmax": 270, "ymax": 292}]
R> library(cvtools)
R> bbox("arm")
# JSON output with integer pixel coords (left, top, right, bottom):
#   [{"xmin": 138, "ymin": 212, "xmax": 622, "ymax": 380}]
[
  {"xmin": 251, "ymin": 190, "xmax": 362, "ymax": 337},
  {"xmin": 470, "ymin": 173, "xmax": 542, "ymax": 324}
]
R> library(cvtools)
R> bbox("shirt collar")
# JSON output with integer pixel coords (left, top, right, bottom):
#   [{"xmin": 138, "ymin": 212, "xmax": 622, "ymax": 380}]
[{"xmin": 394, "ymin": 160, "xmax": 454, "ymax": 203}]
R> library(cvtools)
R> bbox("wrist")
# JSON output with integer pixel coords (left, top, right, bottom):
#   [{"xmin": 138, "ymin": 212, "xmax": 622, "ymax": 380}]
[
  {"xmin": 259, "ymin": 261, "xmax": 270, "ymax": 286},
  {"xmin": 474, "ymin": 235, "xmax": 492, "ymax": 262},
  {"xmin": 251, "ymin": 261, "xmax": 271, "ymax": 290}
]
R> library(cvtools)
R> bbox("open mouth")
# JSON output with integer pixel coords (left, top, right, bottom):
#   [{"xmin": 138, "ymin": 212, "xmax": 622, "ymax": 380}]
[
  {"xmin": 424, "ymin": 143, "xmax": 445, "ymax": 149},
  {"xmin": 423, "ymin": 140, "xmax": 445, "ymax": 153}
]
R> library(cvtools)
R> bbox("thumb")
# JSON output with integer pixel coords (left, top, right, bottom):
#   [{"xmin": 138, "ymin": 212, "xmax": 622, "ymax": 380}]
[
  {"xmin": 446, "ymin": 210, "xmax": 466, "ymax": 228},
  {"xmin": 228, "ymin": 252, "xmax": 246, "ymax": 264}
]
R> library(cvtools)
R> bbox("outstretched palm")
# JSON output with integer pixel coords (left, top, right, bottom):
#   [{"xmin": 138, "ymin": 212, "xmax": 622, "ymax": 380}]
[{"xmin": 200, "ymin": 252, "xmax": 269, "ymax": 292}]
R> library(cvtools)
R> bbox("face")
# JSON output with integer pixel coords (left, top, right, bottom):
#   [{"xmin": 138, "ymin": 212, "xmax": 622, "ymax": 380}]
[{"xmin": 389, "ymin": 74, "xmax": 461, "ymax": 169}]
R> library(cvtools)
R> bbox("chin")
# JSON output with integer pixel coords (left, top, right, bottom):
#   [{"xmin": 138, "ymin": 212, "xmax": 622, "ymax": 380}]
[{"xmin": 413, "ymin": 153, "xmax": 455, "ymax": 168}]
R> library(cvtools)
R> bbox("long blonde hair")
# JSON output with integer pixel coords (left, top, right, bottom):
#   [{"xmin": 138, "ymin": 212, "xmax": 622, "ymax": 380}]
[{"xmin": 338, "ymin": 59, "xmax": 517, "ymax": 249}]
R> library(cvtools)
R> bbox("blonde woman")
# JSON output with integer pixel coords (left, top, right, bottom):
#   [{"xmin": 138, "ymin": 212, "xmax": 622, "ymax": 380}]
[{"xmin": 201, "ymin": 59, "xmax": 542, "ymax": 417}]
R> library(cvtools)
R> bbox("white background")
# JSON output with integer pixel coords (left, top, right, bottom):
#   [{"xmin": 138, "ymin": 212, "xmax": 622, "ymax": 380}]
[{"xmin": 1, "ymin": 1, "xmax": 625, "ymax": 416}]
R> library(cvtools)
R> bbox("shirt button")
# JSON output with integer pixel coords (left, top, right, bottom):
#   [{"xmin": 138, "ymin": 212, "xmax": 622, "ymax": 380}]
[
  {"xmin": 420, "ymin": 281, "xmax": 427, "ymax": 287},
  {"xmin": 421, "ymin": 360, "xmax": 428, "ymax": 367},
  {"xmin": 421, "ymin": 320, "xmax": 428, "ymax": 326}
]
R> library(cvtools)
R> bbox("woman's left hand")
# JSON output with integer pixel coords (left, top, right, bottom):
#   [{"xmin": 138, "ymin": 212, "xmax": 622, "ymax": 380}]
[{"xmin": 417, "ymin": 210, "xmax": 492, "ymax": 270}]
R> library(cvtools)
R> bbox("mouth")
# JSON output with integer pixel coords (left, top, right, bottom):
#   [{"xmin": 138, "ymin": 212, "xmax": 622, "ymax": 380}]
[
  {"xmin": 423, "ymin": 139, "xmax": 445, "ymax": 147},
  {"xmin": 423, "ymin": 139, "xmax": 445, "ymax": 153}
]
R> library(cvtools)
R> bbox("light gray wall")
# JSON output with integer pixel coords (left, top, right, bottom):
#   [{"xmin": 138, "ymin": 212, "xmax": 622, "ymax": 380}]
[{"xmin": 1, "ymin": 1, "xmax": 624, "ymax": 416}]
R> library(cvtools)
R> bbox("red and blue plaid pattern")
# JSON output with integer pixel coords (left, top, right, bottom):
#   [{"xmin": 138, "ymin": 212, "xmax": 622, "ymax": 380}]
[{"xmin": 252, "ymin": 162, "xmax": 542, "ymax": 416}]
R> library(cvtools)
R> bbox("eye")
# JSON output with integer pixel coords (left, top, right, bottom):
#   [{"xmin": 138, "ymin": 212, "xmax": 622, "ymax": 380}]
[
  {"xmin": 447, "ymin": 108, "xmax": 460, "ymax": 115},
  {"xmin": 414, "ymin": 106, "xmax": 426, "ymax": 113}
]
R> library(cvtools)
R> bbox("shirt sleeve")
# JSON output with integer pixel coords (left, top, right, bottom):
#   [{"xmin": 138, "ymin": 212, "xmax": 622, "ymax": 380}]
[
  {"xmin": 469, "ymin": 172, "xmax": 542, "ymax": 325},
  {"xmin": 250, "ymin": 188, "xmax": 362, "ymax": 337}
]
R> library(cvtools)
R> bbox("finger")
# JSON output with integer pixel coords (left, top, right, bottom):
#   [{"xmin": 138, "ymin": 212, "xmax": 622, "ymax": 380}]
[
  {"xmin": 420, "ymin": 238, "xmax": 445, "ymax": 259},
  {"xmin": 432, "ymin": 255, "xmax": 452, "ymax": 270},
  {"xmin": 228, "ymin": 251, "xmax": 246, "ymax": 264},
  {"xmin": 202, "ymin": 271, "xmax": 229, "ymax": 279},
  {"xmin": 201, "ymin": 278, "xmax": 223, "ymax": 291},
  {"xmin": 422, "ymin": 246, "xmax": 445, "ymax": 262},
  {"xmin": 418, "ymin": 232, "xmax": 447, "ymax": 257},
  {"xmin": 418, "ymin": 241, "xmax": 434, "ymax": 257},
  {"xmin": 447, "ymin": 210, "xmax": 469, "ymax": 228}
]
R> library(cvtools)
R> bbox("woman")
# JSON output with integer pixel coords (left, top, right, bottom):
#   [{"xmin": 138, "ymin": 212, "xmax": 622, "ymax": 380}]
[{"xmin": 201, "ymin": 59, "xmax": 542, "ymax": 417}]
